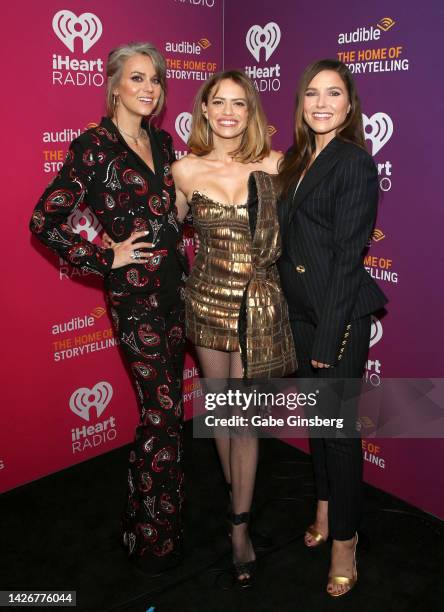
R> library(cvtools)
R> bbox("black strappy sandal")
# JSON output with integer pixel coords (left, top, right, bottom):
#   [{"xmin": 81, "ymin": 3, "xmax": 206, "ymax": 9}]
[{"xmin": 230, "ymin": 511, "xmax": 256, "ymax": 588}]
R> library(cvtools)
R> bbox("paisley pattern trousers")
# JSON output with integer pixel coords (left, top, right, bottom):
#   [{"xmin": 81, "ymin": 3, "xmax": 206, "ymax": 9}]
[{"xmin": 112, "ymin": 300, "xmax": 186, "ymax": 570}]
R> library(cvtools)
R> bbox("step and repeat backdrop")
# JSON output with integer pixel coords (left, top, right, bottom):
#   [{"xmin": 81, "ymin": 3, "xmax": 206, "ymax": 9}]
[
  {"xmin": 2, "ymin": 0, "xmax": 443, "ymax": 521},
  {"xmin": 1, "ymin": 0, "xmax": 219, "ymax": 493},
  {"xmin": 224, "ymin": 0, "xmax": 444, "ymax": 519}
]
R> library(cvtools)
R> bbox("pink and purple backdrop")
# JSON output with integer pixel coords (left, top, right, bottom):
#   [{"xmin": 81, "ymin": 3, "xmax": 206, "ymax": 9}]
[
  {"xmin": 224, "ymin": 0, "xmax": 444, "ymax": 519},
  {"xmin": 2, "ymin": 0, "xmax": 221, "ymax": 492},
  {"xmin": 2, "ymin": 0, "xmax": 443, "ymax": 521}
]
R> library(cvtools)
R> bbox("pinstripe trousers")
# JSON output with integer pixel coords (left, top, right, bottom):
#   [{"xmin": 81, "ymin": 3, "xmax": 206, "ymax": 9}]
[{"xmin": 291, "ymin": 316, "xmax": 371, "ymax": 540}]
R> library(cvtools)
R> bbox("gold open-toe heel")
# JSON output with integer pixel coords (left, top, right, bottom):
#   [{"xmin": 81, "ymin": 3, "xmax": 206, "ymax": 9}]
[
  {"xmin": 327, "ymin": 533, "xmax": 358, "ymax": 597},
  {"xmin": 305, "ymin": 525, "xmax": 327, "ymax": 548}
]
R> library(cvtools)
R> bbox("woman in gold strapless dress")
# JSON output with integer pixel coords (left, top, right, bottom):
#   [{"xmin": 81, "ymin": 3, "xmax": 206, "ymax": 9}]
[{"xmin": 173, "ymin": 70, "xmax": 284, "ymax": 586}]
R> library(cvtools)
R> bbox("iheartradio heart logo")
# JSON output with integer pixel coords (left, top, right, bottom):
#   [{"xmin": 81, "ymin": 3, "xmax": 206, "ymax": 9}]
[
  {"xmin": 52, "ymin": 10, "xmax": 102, "ymax": 53},
  {"xmin": 246, "ymin": 22, "xmax": 281, "ymax": 62},
  {"xmin": 69, "ymin": 206, "xmax": 102, "ymax": 242},
  {"xmin": 175, "ymin": 112, "xmax": 192, "ymax": 145},
  {"xmin": 369, "ymin": 315, "xmax": 383, "ymax": 348},
  {"xmin": 69, "ymin": 382, "xmax": 113, "ymax": 422},
  {"xmin": 363, "ymin": 112, "xmax": 393, "ymax": 155}
]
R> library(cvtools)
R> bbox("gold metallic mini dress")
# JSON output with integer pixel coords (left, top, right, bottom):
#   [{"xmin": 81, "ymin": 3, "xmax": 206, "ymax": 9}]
[
  {"xmin": 185, "ymin": 172, "xmax": 297, "ymax": 377},
  {"xmin": 185, "ymin": 191, "xmax": 252, "ymax": 352}
]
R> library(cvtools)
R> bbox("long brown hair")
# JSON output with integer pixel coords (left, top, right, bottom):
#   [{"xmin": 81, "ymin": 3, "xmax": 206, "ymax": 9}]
[
  {"xmin": 278, "ymin": 59, "xmax": 366, "ymax": 196},
  {"xmin": 188, "ymin": 70, "xmax": 270, "ymax": 162}
]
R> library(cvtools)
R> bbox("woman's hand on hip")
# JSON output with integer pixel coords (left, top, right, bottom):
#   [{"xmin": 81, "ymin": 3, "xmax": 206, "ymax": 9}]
[{"xmin": 110, "ymin": 231, "xmax": 154, "ymax": 269}]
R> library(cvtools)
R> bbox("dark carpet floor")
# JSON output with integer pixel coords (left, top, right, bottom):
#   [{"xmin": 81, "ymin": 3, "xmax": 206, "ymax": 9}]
[{"xmin": 1, "ymin": 422, "xmax": 443, "ymax": 612}]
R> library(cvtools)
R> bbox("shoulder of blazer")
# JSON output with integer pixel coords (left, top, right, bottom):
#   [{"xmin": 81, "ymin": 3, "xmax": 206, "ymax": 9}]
[
  {"xmin": 147, "ymin": 125, "xmax": 175, "ymax": 163},
  {"xmin": 145, "ymin": 124, "xmax": 171, "ymax": 147},
  {"xmin": 332, "ymin": 142, "xmax": 378, "ymax": 189},
  {"xmin": 334, "ymin": 140, "xmax": 375, "ymax": 168},
  {"xmin": 289, "ymin": 138, "xmax": 373, "ymax": 217},
  {"xmin": 69, "ymin": 118, "xmax": 120, "ymax": 153}
]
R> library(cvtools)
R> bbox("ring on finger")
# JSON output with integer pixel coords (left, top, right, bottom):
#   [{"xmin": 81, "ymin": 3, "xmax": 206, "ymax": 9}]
[{"xmin": 131, "ymin": 249, "xmax": 141, "ymax": 260}]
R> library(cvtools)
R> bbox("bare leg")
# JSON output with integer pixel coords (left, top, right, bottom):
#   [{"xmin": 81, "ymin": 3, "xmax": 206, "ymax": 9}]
[
  {"xmin": 195, "ymin": 348, "xmax": 257, "ymax": 582},
  {"xmin": 228, "ymin": 352, "xmax": 257, "ymax": 580},
  {"xmin": 195, "ymin": 347, "xmax": 231, "ymax": 484}
]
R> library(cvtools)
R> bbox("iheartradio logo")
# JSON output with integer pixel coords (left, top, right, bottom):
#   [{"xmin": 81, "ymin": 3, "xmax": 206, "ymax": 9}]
[
  {"xmin": 69, "ymin": 381, "xmax": 113, "ymax": 422},
  {"xmin": 369, "ymin": 315, "xmax": 383, "ymax": 348},
  {"xmin": 69, "ymin": 206, "xmax": 102, "ymax": 242},
  {"xmin": 363, "ymin": 112, "xmax": 393, "ymax": 155},
  {"xmin": 246, "ymin": 22, "xmax": 281, "ymax": 62},
  {"xmin": 175, "ymin": 111, "xmax": 192, "ymax": 145},
  {"xmin": 52, "ymin": 10, "xmax": 102, "ymax": 53}
]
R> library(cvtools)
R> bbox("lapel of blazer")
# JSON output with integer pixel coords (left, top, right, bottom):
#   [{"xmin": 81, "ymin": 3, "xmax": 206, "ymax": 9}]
[{"xmin": 289, "ymin": 137, "xmax": 350, "ymax": 220}]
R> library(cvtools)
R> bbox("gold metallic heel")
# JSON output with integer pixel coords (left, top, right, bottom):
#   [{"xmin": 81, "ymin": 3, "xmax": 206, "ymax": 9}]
[
  {"xmin": 327, "ymin": 533, "xmax": 358, "ymax": 597},
  {"xmin": 305, "ymin": 525, "xmax": 327, "ymax": 547}
]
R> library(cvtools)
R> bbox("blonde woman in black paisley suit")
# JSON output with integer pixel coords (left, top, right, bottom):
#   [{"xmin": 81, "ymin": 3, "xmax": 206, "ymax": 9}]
[{"xmin": 31, "ymin": 42, "xmax": 188, "ymax": 576}]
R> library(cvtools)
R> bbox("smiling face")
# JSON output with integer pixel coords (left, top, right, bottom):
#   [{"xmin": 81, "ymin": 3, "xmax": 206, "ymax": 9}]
[
  {"xmin": 113, "ymin": 53, "xmax": 161, "ymax": 120},
  {"xmin": 303, "ymin": 69, "xmax": 351, "ymax": 141},
  {"xmin": 202, "ymin": 78, "xmax": 249, "ymax": 141}
]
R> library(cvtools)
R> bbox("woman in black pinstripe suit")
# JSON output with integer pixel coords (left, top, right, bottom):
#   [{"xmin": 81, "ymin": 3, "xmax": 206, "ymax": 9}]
[{"xmin": 277, "ymin": 59, "xmax": 387, "ymax": 596}]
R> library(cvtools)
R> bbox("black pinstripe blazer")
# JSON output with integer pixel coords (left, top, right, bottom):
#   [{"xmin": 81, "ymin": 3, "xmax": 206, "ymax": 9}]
[{"xmin": 277, "ymin": 136, "xmax": 388, "ymax": 365}]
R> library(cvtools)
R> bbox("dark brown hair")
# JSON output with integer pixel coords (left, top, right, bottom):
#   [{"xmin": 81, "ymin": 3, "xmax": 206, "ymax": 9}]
[
  {"xmin": 188, "ymin": 70, "xmax": 270, "ymax": 162},
  {"xmin": 278, "ymin": 59, "xmax": 366, "ymax": 195}
]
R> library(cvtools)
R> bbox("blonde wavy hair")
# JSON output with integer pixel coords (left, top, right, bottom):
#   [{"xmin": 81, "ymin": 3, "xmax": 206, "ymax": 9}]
[{"xmin": 188, "ymin": 70, "xmax": 270, "ymax": 162}]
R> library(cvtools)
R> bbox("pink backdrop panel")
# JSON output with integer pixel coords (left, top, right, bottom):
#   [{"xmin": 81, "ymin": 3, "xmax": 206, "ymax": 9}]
[{"xmin": 1, "ymin": 0, "xmax": 222, "ymax": 493}]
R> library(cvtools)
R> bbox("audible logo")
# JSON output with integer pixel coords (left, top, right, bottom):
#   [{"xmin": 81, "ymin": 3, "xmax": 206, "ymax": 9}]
[
  {"xmin": 267, "ymin": 125, "xmax": 277, "ymax": 137},
  {"xmin": 377, "ymin": 17, "xmax": 396, "ymax": 32},
  {"xmin": 337, "ymin": 17, "xmax": 408, "ymax": 74},
  {"xmin": 43, "ymin": 128, "xmax": 82, "ymax": 143},
  {"xmin": 199, "ymin": 38, "xmax": 211, "ymax": 50},
  {"xmin": 91, "ymin": 306, "xmax": 106, "ymax": 319},
  {"xmin": 338, "ymin": 17, "xmax": 394, "ymax": 44},
  {"xmin": 165, "ymin": 38, "xmax": 212, "ymax": 55},
  {"xmin": 371, "ymin": 229, "xmax": 386, "ymax": 242},
  {"xmin": 52, "ymin": 307, "xmax": 106, "ymax": 335}
]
